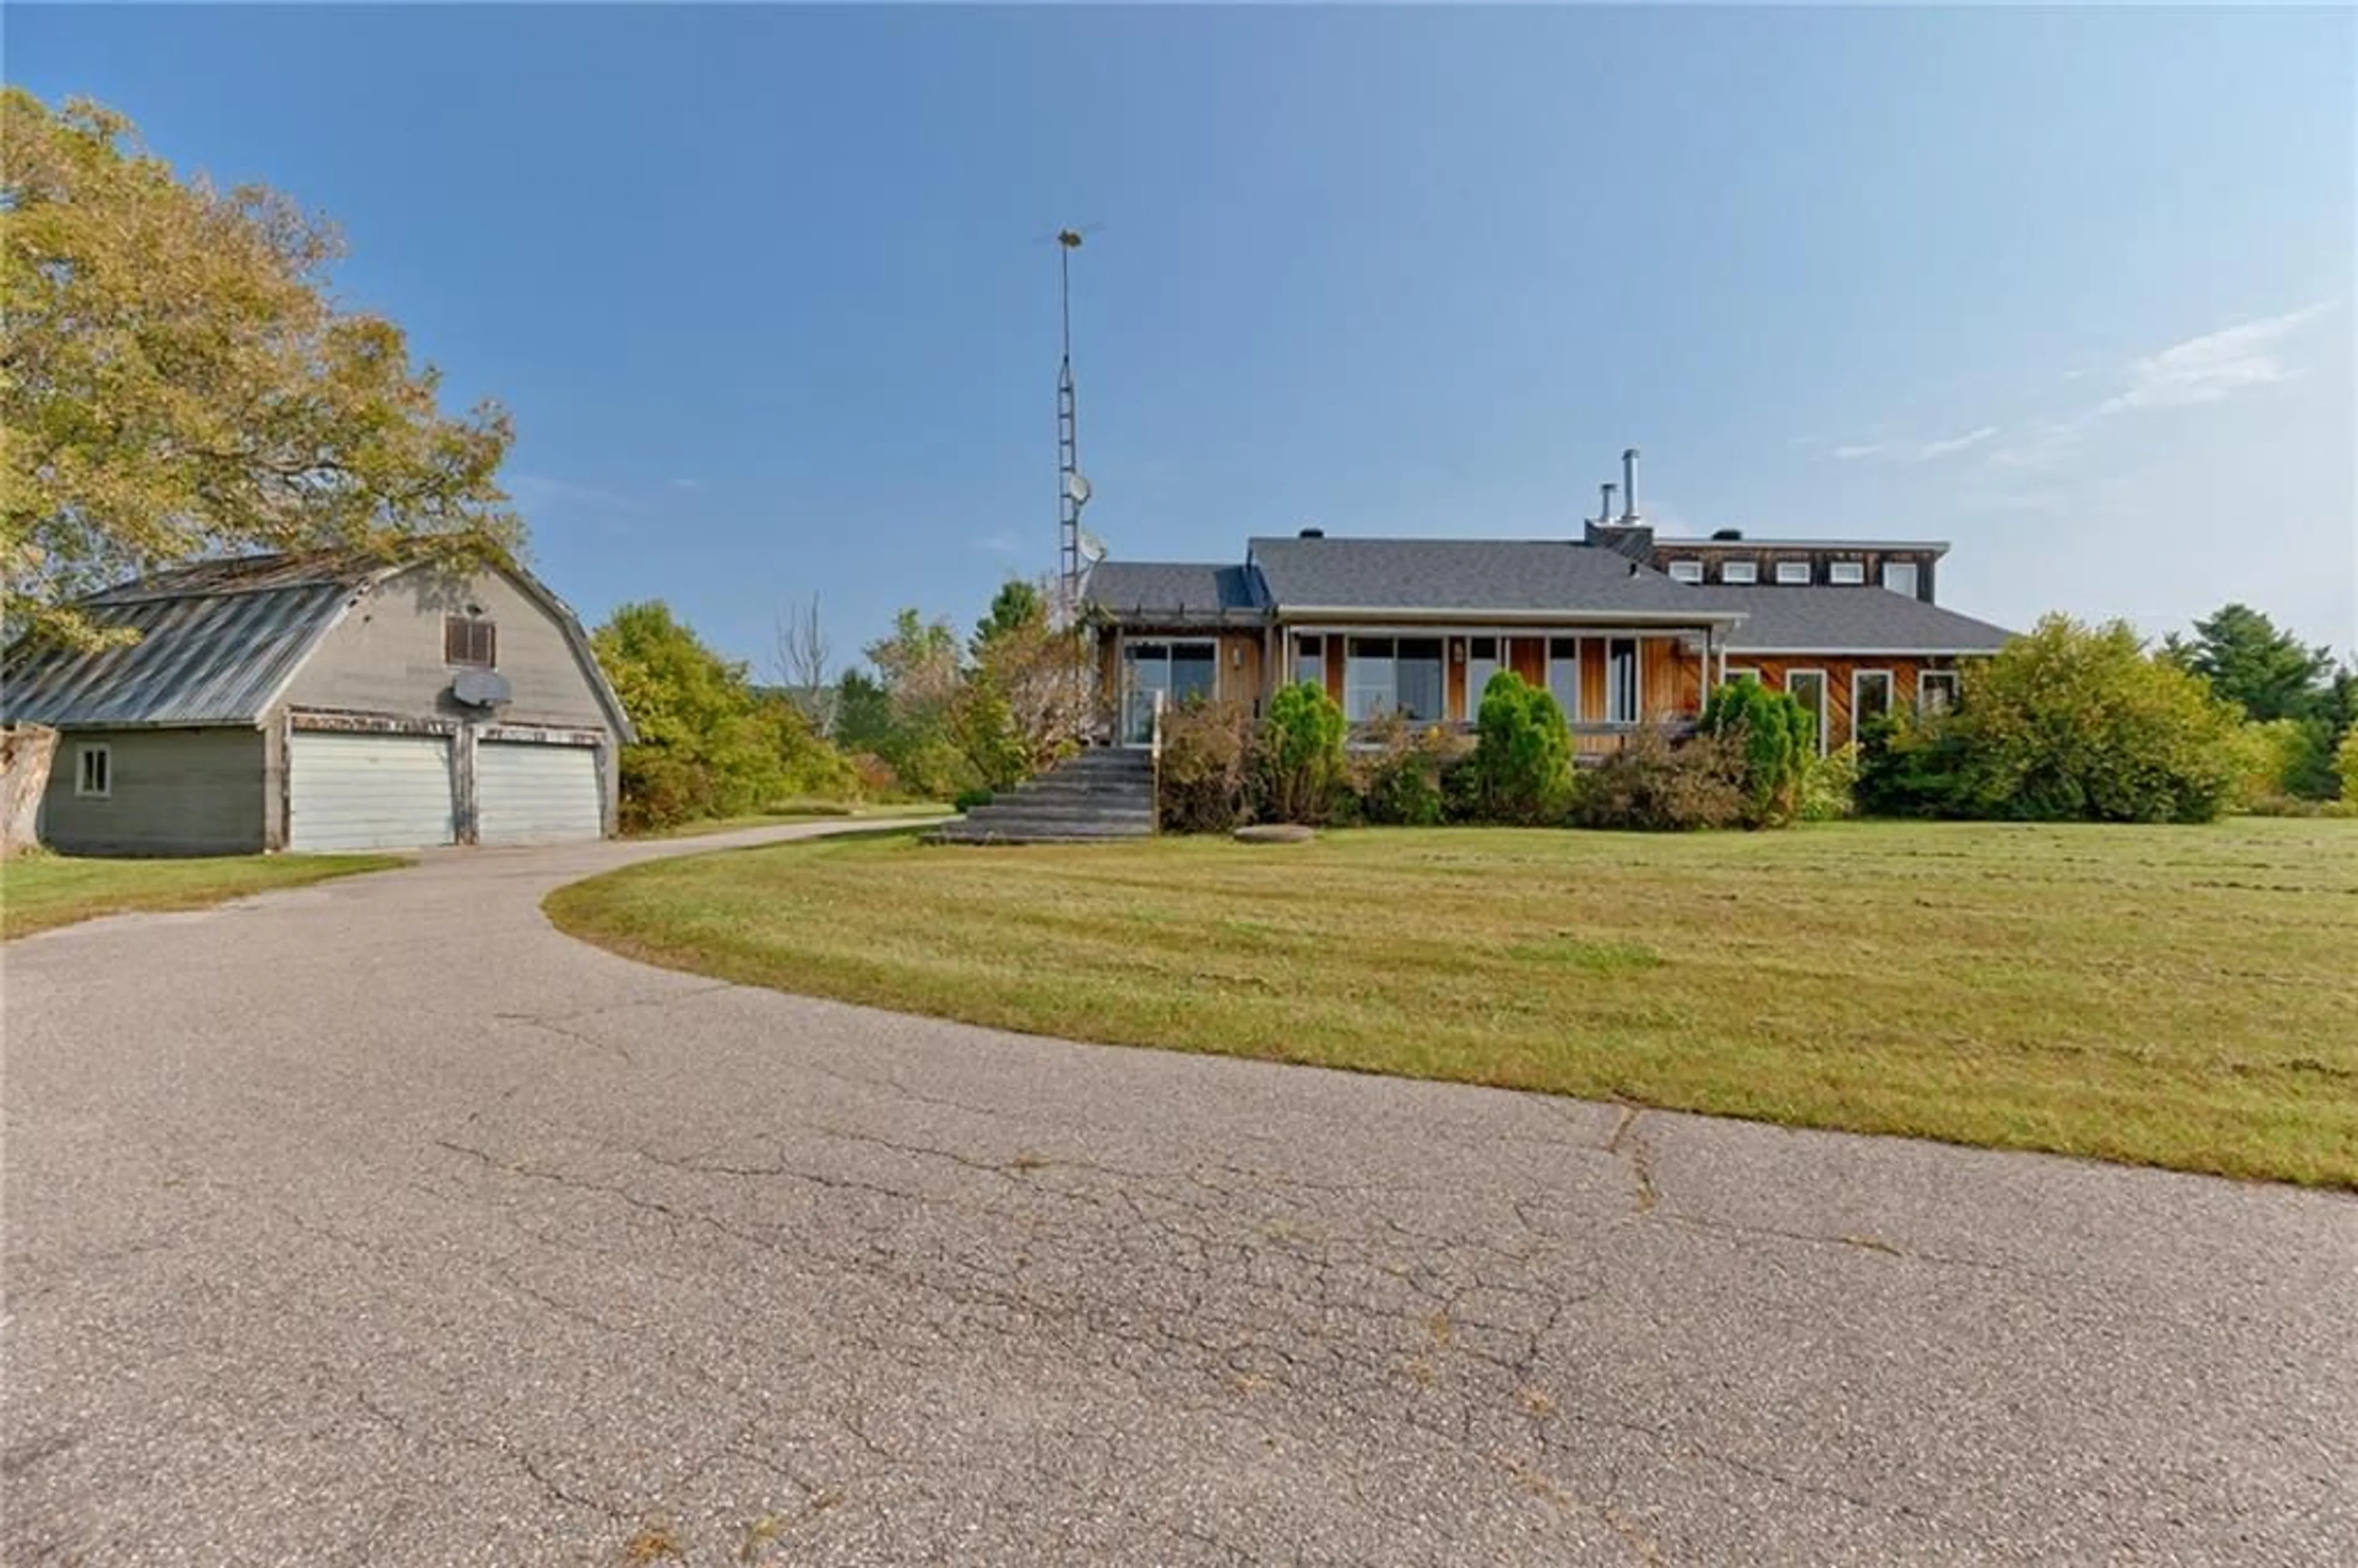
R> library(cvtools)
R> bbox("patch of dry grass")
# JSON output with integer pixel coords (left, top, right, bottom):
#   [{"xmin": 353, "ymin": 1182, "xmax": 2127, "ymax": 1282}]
[
  {"xmin": 1, "ymin": 852, "xmax": 403, "ymax": 939},
  {"xmin": 545, "ymin": 820, "xmax": 2358, "ymax": 1187}
]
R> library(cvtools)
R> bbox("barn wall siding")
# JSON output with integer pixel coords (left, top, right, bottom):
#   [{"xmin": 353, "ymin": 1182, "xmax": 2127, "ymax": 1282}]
[
  {"xmin": 286, "ymin": 565, "xmax": 611, "ymax": 731},
  {"xmin": 37, "ymin": 728, "xmax": 266, "ymax": 856}
]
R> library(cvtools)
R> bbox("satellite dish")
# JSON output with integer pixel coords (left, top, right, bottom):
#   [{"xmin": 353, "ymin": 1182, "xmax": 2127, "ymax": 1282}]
[
  {"xmin": 1078, "ymin": 529, "xmax": 1108, "ymax": 565},
  {"xmin": 450, "ymin": 669, "xmax": 512, "ymax": 708},
  {"xmin": 1064, "ymin": 471, "xmax": 1093, "ymax": 508}
]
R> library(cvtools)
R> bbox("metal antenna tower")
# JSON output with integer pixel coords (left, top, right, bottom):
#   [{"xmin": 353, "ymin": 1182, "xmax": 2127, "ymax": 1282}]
[{"xmin": 1055, "ymin": 227, "xmax": 1090, "ymax": 616}]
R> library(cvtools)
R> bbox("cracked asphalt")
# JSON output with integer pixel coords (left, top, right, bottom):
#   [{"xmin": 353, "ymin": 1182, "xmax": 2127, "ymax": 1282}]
[{"xmin": 4, "ymin": 820, "xmax": 2353, "ymax": 1566}]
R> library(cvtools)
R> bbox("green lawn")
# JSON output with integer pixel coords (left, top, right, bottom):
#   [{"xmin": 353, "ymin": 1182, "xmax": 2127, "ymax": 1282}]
[
  {"xmin": 1, "ymin": 853, "xmax": 404, "ymax": 939},
  {"xmin": 545, "ymin": 818, "xmax": 2358, "ymax": 1189}
]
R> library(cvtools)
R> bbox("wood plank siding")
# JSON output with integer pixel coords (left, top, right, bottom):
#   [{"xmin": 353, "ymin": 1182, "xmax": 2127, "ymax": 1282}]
[{"xmin": 1729, "ymin": 656, "xmax": 1964, "ymax": 750}]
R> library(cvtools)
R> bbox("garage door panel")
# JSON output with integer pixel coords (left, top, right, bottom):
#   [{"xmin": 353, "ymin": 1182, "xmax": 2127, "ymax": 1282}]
[
  {"xmin": 478, "ymin": 742, "xmax": 601, "ymax": 845},
  {"xmin": 289, "ymin": 733, "xmax": 455, "ymax": 852}
]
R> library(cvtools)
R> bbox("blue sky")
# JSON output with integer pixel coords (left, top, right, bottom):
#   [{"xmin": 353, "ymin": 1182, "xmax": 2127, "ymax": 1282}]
[{"xmin": 12, "ymin": 4, "xmax": 2354, "ymax": 666}]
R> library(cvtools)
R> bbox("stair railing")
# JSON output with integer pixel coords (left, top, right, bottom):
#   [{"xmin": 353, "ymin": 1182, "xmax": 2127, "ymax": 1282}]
[{"xmin": 1148, "ymin": 688, "xmax": 1166, "ymax": 835}]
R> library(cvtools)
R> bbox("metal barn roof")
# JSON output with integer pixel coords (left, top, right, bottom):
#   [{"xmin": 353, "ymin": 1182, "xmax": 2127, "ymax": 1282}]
[{"xmin": 2, "ymin": 556, "xmax": 385, "ymax": 728}]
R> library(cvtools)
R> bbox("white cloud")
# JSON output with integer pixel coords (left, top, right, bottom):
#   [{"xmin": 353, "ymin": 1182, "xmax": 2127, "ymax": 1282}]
[
  {"xmin": 1912, "ymin": 426, "xmax": 2000, "ymax": 461},
  {"xmin": 1828, "ymin": 427, "xmax": 1998, "ymax": 463},
  {"xmin": 1985, "ymin": 423, "xmax": 2087, "ymax": 470},
  {"xmin": 2098, "ymin": 304, "xmax": 2327, "ymax": 414},
  {"xmin": 1985, "ymin": 303, "xmax": 2329, "ymax": 471}
]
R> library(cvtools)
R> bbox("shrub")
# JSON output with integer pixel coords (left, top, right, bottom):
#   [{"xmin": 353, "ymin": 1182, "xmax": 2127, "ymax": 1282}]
[
  {"xmin": 1157, "ymin": 699, "xmax": 1253, "ymax": 833},
  {"xmin": 1858, "ymin": 616, "xmax": 2247, "ymax": 825},
  {"xmin": 1573, "ymin": 729, "xmax": 1747, "ymax": 831},
  {"xmin": 1699, "ymin": 676, "xmax": 1813, "ymax": 827},
  {"xmin": 1353, "ymin": 712, "xmax": 1458, "ymax": 826},
  {"xmin": 1468, "ymin": 672, "xmax": 1574, "ymax": 824},
  {"xmin": 848, "ymin": 751, "xmax": 900, "ymax": 799},
  {"xmin": 1854, "ymin": 713, "xmax": 1978, "ymax": 818},
  {"xmin": 1799, "ymin": 743, "xmax": 1858, "ymax": 822},
  {"xmin": 951, "ymin": 786, "xmax": 995, "ymax": 812},
  {"xmin": 1951, "ymin": 616, "xmax": 2247, "ymax": 823},
  {"xmin": 1257, "ymin": 681, "xmax": 1348, "ymax": 824}
]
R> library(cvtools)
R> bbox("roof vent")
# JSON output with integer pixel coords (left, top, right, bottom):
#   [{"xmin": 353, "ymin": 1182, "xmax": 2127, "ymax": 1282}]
[
  {"xmin": 1298, "ymin": 527, "xmax": 1325, "ymax": 540},
  {"xmin": 1711, "ymin": 528, "xmax": 1743, "ymax": 541}
]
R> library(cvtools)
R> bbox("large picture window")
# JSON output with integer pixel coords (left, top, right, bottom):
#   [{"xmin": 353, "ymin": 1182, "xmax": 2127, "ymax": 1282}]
[
  {"xmin": 1785, "ymin": 669, "xmax": 1828, "ymax": 755},
  {"xmin": 1547, "ymin": 638, "xmax": 1581, "ymax": 721},
  {"xmin": 1606, "ymin": 638, "xmax": 1641, "ymax": 724},
  {"xmin": 1123, "ymin": 640, "xmax": 1216, "ymax": 743},
  {"xmin": 1853, "ymin": 669, "xmax": 1895, "ymax": 738},
  {"xmin": 1345, "ymin": 637, "xmax": 1444, "ymax": 722},
  {"xmin": 1465, "ymin": 637, "xmax": 1502, "ymax": 717},
  {"xmin": 1292, "ymin": 634, "xmax": 1325, "ymax": 688}
]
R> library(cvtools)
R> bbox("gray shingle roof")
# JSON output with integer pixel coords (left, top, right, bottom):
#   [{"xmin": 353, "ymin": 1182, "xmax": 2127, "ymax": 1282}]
[
  {"xmin": 1082, "ymin": 561, "xmax": 1263, "ymax": 619},
  {"xmin": 1687, "ymin": 586, "xmax": 2013, "ymax": 654},
  {"xmin": 1247, "ymin": 536, "xmax": 1729, "ymax": 618}
]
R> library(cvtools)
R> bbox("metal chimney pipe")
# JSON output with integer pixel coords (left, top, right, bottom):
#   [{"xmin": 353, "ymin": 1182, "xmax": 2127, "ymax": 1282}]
[
  {"xmin": 1621, "ymin": 448, "xmax": 1640, "ymax": 522},
  {"xmin": 1599, "ymin": 483, "xmax": 1616, "ymax": 526}
]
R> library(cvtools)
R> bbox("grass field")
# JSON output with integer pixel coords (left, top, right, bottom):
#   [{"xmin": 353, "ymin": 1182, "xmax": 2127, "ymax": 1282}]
[
  {"xmin": 1, "ymin": 853, "xmax": 405, "ymax": 939},
  {"xmin": 545, "ymin": 818, "xmax": 2358, "ymax": 1188}
]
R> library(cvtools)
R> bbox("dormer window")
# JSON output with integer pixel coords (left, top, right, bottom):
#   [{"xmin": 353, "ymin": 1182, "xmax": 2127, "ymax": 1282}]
[
  {"xmin": 1828, "ymin": 561, "xmax": 1866, "ymax": 585},
  {"xmin": 1720, "ymin": 561, "xmax": 1759, "ymax": 584},
  {"xmin": 1775, "ymin": 561, "xmax": 1811, "ymax": 584},
  {"xmin": 1667, "ymin": 559, "xmax": 1703, "ymax": 584},
  {"xmin": 1883, "ymin": 561, "xmax": 1920, "ymax": 598},
  {"xmin": 443, "ymin": 615, "xmax": 497, "ymax": 669}
]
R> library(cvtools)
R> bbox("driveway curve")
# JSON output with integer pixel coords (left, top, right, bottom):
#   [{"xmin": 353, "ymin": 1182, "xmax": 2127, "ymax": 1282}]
[{"xmin": 4, "ymin": 821, "xmax": 2352, "ymax": 1566}]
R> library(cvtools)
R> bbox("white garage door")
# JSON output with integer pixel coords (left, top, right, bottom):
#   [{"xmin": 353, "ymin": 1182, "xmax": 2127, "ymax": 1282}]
[
  {"xmin": 288, "ymin": 732, "xmax": 456, "ymax": 851},
  {"xmin": 477, "ymin": 741, "xmax": 602, "ymax": 845}
]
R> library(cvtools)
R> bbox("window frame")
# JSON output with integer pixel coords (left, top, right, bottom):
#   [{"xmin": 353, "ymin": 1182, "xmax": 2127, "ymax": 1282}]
[
  {"xmin": 1291, "ymin": 634, "xmax": 1325, "ymax": 689},
  {"xmin": 1546, "ymin": 637, "xmax": 1582, "ymax": 723},
  {"xmin": 1465, "ymin": 636, "xmax": 1503, "ymax": 720},
  {"xmin": 1881, "ymin": 561, "xmax": 1920, "ymax": 598},
  {"xmin": 1720, "ymin": 560, "xmax": 1759, "ymax": 585},
  {"xmin": 1775, "ymin": 559, "xmax": 1813, "ymax": 585},
  {"xmin": 74, "ymin": 742, "xmax": 112, "ymax": 799},
  {"xmin": 1918, "ymin": 669, "xmax": 1959, "ymax": 714},
  {"xmin": 1605, "ymin": 637, "xmax": 1642, "ymax": 725},
  {"xmin": 1827, "ymin": 561, "xmax": 1866, "ymax": 586},
  {"xmin": 1784, "ymin": 669, "xmax": 1829, "ymax": 756},
  {"xmin": 1852, "ymin": 667, "xmax": 1896, "ymax": 740},
  {"xmin": 1344, "ymin": 635, "xmax": 1443, "ymax": 723},
  {"xmin": 443, "ymin": 615, "xmax": 498, "ymax": 670},
  {"xmin": 1667, "ymin": 559, "xmax": 1704, "ymax": 584}
]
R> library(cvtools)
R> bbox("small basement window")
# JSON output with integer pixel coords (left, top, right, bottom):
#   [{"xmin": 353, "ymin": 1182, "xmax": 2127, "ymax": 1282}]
[
  {"xmin": 443, "ymin": 615, "xmax": 497, "ymax": 669},
  {"xmin": 1667, "ymin": 559, "xmax": 1704, "ymax": 584},
  {"xmin": 76, "ymin": 743, "xmax": 112, "ymax": 799},
  {"xmin": 1720, "ymin": 560, "xmax": 1759, "ymax": 584},
  {"xmin": 1775, "ymin": 560, "xmax": 1812, "ymax": 585},
  {"xmin": 1828, "ymin": 561, "xmax": 1866, "ymax": 585}
]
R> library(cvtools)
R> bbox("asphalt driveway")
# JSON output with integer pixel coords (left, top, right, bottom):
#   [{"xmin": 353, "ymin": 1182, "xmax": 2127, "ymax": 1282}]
[{"xmin": 4, "ymin": 821, "xmax": 2352, "ymax": 1566}]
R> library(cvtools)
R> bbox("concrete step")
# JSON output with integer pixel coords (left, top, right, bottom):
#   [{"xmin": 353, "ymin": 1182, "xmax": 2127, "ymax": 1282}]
[
  {"xmin": 930, "ymin": 820, "xmax": 1155, "ymax": 845},
  {"xmin": 958, "ymin": 810, "xmax": 1156, "ymax": 832},
  {"xmin": 940, "ymin": 809, "xmax": 1154, "ymax": 832}
]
